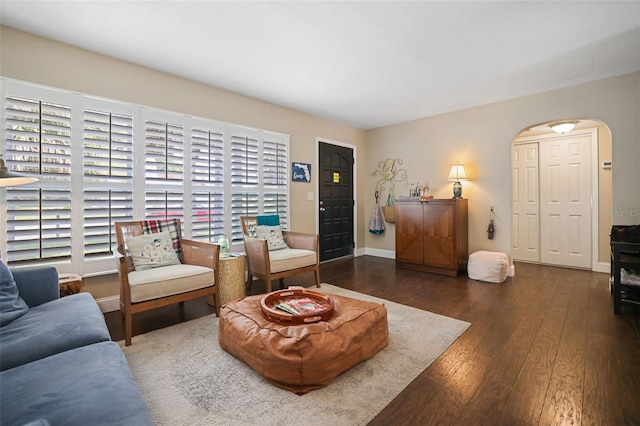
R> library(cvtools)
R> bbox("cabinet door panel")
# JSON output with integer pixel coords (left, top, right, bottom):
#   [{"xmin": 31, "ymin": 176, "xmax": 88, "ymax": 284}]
[
  {"xmin": 395, "ymin": 203, "xmax": 423, "ymax": 264},
  {"xmin": 423, "ymin": 202, "xmax": 456, "ymax": 268}
]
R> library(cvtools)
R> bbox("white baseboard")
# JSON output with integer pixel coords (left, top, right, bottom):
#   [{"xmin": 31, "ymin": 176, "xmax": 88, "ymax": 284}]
[
  {"xmin": 595, "ymin": 262, "xmax": 610, "ymax": 273},
  {"xmin": 354, "ymin": 247, "xmax": 367, "ymax": 257},
  {"xmin": 96, "ymin": 295, "xmax": 120, "ymax": 313},
  {"xmin": 362, "ymin": 248, "xmax": 395, "ymax": 259}
]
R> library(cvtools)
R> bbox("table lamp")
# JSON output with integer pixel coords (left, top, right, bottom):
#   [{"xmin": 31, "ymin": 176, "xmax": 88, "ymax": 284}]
[{"xmin": 447, "ymin": 162, "xmax": 467, "ymax": 199}]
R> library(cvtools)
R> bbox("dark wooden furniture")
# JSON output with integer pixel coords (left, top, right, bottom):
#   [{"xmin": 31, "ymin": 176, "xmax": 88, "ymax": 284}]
[
  {"xmin": 610, "ymin": 225, "xmax": 640, "ymax": 314},
  {"xmin": 395, "ymin": 198, "xmax": 468, "ymax": 277}
]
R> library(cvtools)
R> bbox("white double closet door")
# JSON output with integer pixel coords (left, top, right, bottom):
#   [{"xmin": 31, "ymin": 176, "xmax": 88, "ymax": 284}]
[{"xmin": 512, "ymin": 130, "xmax": 594, "ymax": 269}]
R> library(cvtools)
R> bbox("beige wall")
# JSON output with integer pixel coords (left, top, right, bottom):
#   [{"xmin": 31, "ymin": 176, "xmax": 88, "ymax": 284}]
[
  {"xmin": 0, "ymin": 26, "xmax": 367, "ymax": 298},
  {"xmin": 598, "ymin": 125, "xmax": 613, "ymax": 263},
  {"xmin": 365, "ymin": 73, "xmax": 640, "ymax": 267}
]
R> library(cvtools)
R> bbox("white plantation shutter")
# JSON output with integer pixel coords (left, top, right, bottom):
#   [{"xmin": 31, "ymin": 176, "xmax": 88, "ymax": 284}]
[
  {"xmin": 230, "ymin": 128, "xmax": 259, "ymax": 243},
  {"xmin": 191, "ymin": 191, "xmax": 224, "ymax": 241},
  {"xmin": 231, "ymin": 191, "xmax": 259, "ymax": 242},
  {"xmin": 191, "ymin": 125, "xmax": 225, "ymax": 241},
  {"xmin": 83, "ymin": 108, "xmax": 134, "ymax": 257},
  {"xmin": 144, "ymin": 113, "xmax": 185, "ymax": 219},
  {"xmin": 263, "ymin": 193, "xmax": 288, "ymax": 227},
  {"xmin": 230, "ymin": 134, "xmax": 259, "ymax": 185},
  {"xmin": 145, "ymin": 190, "xmax": 184, "ymax": 221},
  {"xmin": 262, "ymin": 135, "xmax": 288, "ymax": 228},
  {"xmin": 4, "ymin": 95, "xmax": 72, "ymax": 262}
]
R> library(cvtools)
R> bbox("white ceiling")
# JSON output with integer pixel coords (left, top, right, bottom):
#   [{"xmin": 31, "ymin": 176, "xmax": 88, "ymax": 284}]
[{"xmin": 1, "ymin": 1, "xmax": 639, "ymax": 130}]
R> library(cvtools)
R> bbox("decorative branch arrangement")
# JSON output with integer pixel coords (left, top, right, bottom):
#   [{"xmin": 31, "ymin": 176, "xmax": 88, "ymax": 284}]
[{"xmin": 372, "ymin": 158, "xmax": 408, "ymax": 198}]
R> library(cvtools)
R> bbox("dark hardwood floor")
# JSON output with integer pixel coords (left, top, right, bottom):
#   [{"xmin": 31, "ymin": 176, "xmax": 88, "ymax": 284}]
[{"xmin": 104, "ymin": 256, "xmax": 640, "ymax": 425}]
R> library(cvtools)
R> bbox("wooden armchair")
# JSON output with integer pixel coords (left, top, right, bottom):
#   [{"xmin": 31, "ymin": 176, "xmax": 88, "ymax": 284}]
[
  {"xmin": 114, "ymin": 219, "xmax": 220, "ymax": 346},
  {"xmin": 241, "ymin": 216, "xmax": 320, "ymax": 293}
]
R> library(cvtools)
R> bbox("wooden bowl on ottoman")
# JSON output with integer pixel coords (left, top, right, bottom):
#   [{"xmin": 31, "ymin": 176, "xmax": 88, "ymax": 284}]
[{"xmin": 260, "ymin": 288, "xmax": 334, "ymax": 325}]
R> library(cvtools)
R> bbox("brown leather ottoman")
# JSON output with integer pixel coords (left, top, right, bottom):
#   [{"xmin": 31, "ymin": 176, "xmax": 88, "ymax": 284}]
[{"xmin": 218, "ymin": 291, "xmax": 388, "ymax": 394}]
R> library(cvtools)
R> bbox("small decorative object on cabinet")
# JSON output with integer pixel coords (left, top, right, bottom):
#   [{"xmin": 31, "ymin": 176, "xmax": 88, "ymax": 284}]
[{"xmin": 395, "ymin": 198, "xmax": 468, "ymax": 277}]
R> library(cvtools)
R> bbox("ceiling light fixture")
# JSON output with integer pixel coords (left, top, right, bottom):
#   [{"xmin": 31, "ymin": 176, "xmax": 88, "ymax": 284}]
[
  {"xmin": 0, "ymin": 155, "xmax": 39, "ymax": 187},
  {"xmin": 549, "ymin": 121, "xmax": 578, "ymax": 134}
]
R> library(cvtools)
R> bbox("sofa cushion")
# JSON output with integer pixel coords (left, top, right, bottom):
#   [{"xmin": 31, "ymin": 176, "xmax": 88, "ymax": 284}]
[
  {"xmin": 269, "ymin": 248, "xmax": 317, "ymax": 273},
  {"xmin": 0, "ymin": 341, "xmax": 153, "ymax": 426},
  {"xmin": 10, "ymin": 265, "xmax": 59, "ymax": 308},
  {"xmin": 0, "ymin": 292, "xmax": 111, "ymax": 371},
  {"xmin": 0, "ymin": 260, "xmax": 29, "ymax": 327},
  {"xmin": 127, "ymin": 263, "xmax": 215, "ymax": 303}
]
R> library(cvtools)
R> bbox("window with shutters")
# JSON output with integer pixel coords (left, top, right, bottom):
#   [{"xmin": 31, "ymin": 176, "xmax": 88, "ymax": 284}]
[
  {"xmin": 191, "ymin": 124, "xmax": 225, "ymax": 241},
  {"xmin": 1, "ymin": 79, "xmax": 290, "ymax": 275},
  {"xmin": 3, "ymin": 95, "xmax": 72, "ymax": 262},
  {"xmin": 262, "ymin": 135, "xmax": 288, "ymax": 228},
  {"xmin": 230, "ymin": 130, "xmax": 259, "ymax": 243},
  {"xmin": 144, "ymin": 116, "xmax": 185, "ymax": 220},
  {"xmin": 83, "ymin": 108, "xmax": 134, "ymax": 257}
]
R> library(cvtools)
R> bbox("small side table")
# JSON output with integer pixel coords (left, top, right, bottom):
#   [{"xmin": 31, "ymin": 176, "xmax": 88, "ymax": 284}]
[
  {"xmin": 59, "ymin": 273, "xmax": 83, "ymax": 297},
  {"xmin": 208, "ymin": 254, "xmax": 246, "ymax": 308}
]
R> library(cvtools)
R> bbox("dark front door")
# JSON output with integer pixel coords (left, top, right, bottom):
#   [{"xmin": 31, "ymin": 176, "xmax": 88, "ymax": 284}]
[{"xmin": 318, "ymin": 142, "xmax": 354, "ymax": 261}]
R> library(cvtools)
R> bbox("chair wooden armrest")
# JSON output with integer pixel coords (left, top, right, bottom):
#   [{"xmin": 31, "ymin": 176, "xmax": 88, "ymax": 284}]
[
  {"xmin": 282, "ymin": 231, "xmax": 319, "ymax": 252},
  {"xmin": 181, "ymin": 239, "xmax": 221, "ymax": 270}
]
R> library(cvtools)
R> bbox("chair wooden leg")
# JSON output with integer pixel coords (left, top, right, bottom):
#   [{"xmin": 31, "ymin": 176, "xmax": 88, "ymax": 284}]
[
  {"xmin": 246, "ymin": 273, "xmax": 253, "ymax": 289},
  {"xmin": 266, "ymin": 278, "xmax": 272, "ymax": 293},
  {"xmin": 213, "ymin": 292, "xmax": 220, "ymax": 317},
  {"xmin": 314, "ymin": 268, "xmax": 321, "ymax": 288},
  {"xmin": 125, "ymin": 310, "xmax": 133, "ymax": 346}
]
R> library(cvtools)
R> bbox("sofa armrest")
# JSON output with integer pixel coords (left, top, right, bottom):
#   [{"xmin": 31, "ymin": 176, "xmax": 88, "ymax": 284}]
[{"xmin": 10, "ymin": 265, "xmax": 59, "ymax": 307}]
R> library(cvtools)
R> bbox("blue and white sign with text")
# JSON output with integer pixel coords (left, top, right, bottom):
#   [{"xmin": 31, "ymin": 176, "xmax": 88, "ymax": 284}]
[{"xmin": 292, "ymin": 162, "xmax": 312, "ymax": 183}]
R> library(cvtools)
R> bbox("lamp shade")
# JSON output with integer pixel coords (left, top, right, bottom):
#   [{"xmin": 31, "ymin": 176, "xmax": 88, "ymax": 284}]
[
  {"xmin": 549, "ymin": 121, "xmax": 578, "ymax": 134},
  {"xmin": 447, "ymin": 163, "xmax": 467, "ymax": 181},
  {"xmin": 0, "ymin": 157, "xmax": 39, "ymax": 187}
]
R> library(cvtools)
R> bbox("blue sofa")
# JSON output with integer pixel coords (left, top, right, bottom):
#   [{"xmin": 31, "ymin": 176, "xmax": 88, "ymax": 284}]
[{"xmin": 0, "ymin": 261, "xmax": 153, "ymax": 426}]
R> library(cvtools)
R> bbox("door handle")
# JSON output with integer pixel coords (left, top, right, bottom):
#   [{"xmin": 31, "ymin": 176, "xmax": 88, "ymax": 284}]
[{"xmin": 319, "ymin": 207, "xmax": 326, "ymax": 212}]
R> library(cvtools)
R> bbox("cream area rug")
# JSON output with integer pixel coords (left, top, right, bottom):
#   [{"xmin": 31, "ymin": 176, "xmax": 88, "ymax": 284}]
[{"xmin": 119, "ymin": 284, "xmax": 470, "ymax": 426}]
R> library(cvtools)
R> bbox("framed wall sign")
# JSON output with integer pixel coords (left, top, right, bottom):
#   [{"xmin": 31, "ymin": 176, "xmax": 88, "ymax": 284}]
[{"xmin": 292, "ymin": 162, "xmax": 312, "ymax": 182}]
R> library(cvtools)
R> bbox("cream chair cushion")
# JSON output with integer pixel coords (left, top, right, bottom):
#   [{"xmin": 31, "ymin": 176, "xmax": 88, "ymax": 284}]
[
  {"xmin": 269, "ymin": 248, "xmax": 317, "ymax": 273},
  {"xmin": 128, "ymin": 264, "xmax": 215, "ymax": 303}
]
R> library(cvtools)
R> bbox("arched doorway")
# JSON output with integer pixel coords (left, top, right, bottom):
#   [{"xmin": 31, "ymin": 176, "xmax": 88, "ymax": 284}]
[{"xmin": 511, "ymin": 119, "xmax": 612, "ymax": 271}]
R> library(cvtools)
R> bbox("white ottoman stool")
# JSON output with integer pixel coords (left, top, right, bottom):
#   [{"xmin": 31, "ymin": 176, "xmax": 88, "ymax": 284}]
[{"xmin": 468, "ymin": 251, "xmax": 509, "ymax": 283}]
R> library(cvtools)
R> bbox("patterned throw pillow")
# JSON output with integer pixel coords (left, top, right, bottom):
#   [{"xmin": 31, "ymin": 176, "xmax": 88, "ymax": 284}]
[
  {"xmin": 126, "ymin": 231, "xmax": 181, "ymax": 271},
  {"xmin": 141, "ymin": 219, "xmax": 182, "ymax": 260},
  {"xmin": 255, "ymin": 225, "xmax": 289, "ymax": 251}
]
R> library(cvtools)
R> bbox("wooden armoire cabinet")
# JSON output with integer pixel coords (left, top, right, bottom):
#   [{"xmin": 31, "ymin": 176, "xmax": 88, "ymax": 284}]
[{"xmin": 395, "ymin": 198, "xmax": 468, "ymax": 277}]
